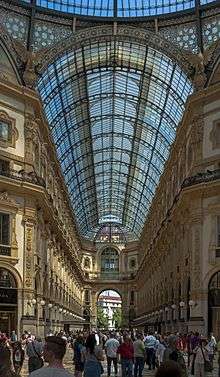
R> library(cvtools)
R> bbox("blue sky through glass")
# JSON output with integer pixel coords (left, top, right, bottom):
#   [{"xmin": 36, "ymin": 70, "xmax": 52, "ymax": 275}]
[
  {"xmin": 37, "ymin": 40, "xmax": 193, "ymax": 240},
  {"xmin": 20, "ymin": 0, "xmax": 217, "ymax": 15},
  {"xmin": 34, "ymin": 0, "xmax": 216, "ymax": 16}
]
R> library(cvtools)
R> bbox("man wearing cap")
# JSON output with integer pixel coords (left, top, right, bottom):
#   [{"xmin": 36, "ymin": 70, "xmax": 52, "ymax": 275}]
[{"xmin": 29, "ymin": 336, "xmax": 74, "ymax": 376}]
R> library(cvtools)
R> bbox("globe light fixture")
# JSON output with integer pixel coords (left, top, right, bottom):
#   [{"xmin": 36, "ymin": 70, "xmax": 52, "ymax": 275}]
[
  {"xmin": 59, "ymin": 307, "xmax": 63, "ymax": 313},
  {"xmin": 171, "ymin": 304, "xmax": 177, "ymax": 309},
  {"xmin": 179, "ymin": 301, "xmax": 185, "ymax": 307},
  {"xmin": 189, "ymin": 300, "xmax": 195, "ymax": 306},
  {"xmin": 40, "ymin": 300, "xmax": 46, "ymax": 306},
  {"xmin": 48, "ymin": 303, "xmax": 53, "ymax": 309},
  {"xmin": 32, "ymin": 298, "xmax": 37, "ymax": 305}
]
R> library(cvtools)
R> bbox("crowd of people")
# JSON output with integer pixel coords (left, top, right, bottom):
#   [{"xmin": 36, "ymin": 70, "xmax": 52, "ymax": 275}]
[{"xmin": 0, "ymin": 329, "xmax": 219, "ymax": 377}]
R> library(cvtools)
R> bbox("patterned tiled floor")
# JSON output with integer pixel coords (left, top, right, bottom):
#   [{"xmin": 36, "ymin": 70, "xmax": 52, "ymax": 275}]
[{"xmin": 21, "ymin": 349, "xmax": 219, "ymax": 376}]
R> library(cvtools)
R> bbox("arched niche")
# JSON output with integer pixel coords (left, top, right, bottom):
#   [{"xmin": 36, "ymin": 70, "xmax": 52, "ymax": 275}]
[
  {"xmin": 0, "ymin": 267, "xmax": 18, "ymax": 336},
  {"xmin": 0, "ymin": 41, "xmax": 21, "ymax": 85},
  {"xmin": 208, "ymin": 271, "xmax": 220, "ymax": 338}
]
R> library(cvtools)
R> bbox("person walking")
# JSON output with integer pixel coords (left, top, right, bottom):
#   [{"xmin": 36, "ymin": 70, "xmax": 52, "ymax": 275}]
[
  {"xmin": 133, "ymin": 333, "xmax": 145, "ymax": 377},
  {"xmin": 29, "ymin": 336, "xmax": 74, "ymax": 376},
  {"xmin": 156, "ymin": 337, "xmax": 166, "ymax": 366},
  {"xmin": 163, "ymin": 335, "xmax": 187, "ymax": 377},
  {"xmin": 193, "ymin": 338, "xmax": 210, "ymax": 377},
  {"xmin": 105, "ymin": 332, "xmax": 120, "ymax": 377},
  {"xmin": 26, "ymin": 337, "xmax": 44, "ymax": 373},
  {"xmin": 206, "ymin": 333, "xmax": 216, "ymax": 367},
  {"xmin": 118, "ymin": 334, "xmax": 134, "ymax": 377},
  {"xmin": 82, "ymin": 334, "xmax": 104, "ymax": 377},
  {"xmin": 144, "ymin": 332, "xmax": 158, "ymax": 370},
  {"xmin": 73, "ymin": 334, "xmax": 85, "ymax": 377},
  {"xmin": 12, "ymin": 341, "xmax": 25, "ymax": 374}
]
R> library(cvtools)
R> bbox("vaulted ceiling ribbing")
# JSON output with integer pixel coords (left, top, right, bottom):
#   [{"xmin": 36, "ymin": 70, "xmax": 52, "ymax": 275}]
[{"xmin": 37, "ymin": 39, "xmax": 193, "ymax": 241}]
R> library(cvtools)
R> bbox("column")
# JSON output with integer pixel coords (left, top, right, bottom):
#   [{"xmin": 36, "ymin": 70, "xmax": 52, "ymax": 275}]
[
  {"xmin": 22, "ymin": 212, "xmax": 37, "ymax": 334},
  {"xmin": 188, "ymin": 214, "xmax": 205, "ymax": 334}
]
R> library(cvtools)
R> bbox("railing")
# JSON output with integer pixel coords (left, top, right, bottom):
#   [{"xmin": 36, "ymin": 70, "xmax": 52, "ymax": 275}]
[
  {"xmin": 100, "ymin": 272, "xmax": 120, "ymax": 280},
  {"xmin": 88, "ymin": 271, "xmax": 134, "ymax": 281},
  {"xmin": 0, "ymin": 169, "xmax": 46, "ymax": 188},
  {"xmin": 0, "ymin": 245, "xmax": 11, "ymax": 256},
  {"xmin": 182, "ymin": 169, "xmax": 220, "ymax": 188}
]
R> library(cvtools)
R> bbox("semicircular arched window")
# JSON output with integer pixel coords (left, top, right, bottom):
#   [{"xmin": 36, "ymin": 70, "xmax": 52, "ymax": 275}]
[
  {"xmin": 0, "ymin": 268, "xmax": 17, "ymax": 288},
  {"xmin": 101, "ymin": 247, "xmax": 119, "ymax": 278}
]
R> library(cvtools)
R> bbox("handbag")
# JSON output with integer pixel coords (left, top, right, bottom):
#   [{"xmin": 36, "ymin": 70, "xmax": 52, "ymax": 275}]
[{"xmin": 201, "ymin": 346, "xmax": 213, "ymax": 372}]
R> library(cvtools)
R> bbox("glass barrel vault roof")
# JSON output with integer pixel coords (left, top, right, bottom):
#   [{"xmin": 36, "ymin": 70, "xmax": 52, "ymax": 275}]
[
  {"xmin": 37, "ymin": 40, "xmax": 193, "ymax": 241},
  {"xmin": 22, "ymin": 0, "xmax": 215, "ymax": 17}
]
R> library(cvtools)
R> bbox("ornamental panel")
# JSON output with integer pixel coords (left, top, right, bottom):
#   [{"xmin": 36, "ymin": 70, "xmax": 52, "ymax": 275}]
[
  {"xmin": 33, "ymin": 20, "xmax": 73, "ymax": 51},
  {"xmin": 0, "ymin": 8, "xmax": 28, "ymax": 46},
  {"xmin": 159, "ymin": 22, "xmax": 199, "ymax": 53},
  {"xmin": 202, "ymin": 14, "xmax": 220, "ymax": 49}
]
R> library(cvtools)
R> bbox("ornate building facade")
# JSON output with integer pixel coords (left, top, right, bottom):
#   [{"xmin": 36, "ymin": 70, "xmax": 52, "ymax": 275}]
[{"xmin": 0, "ymin": 0, "xmax": 219, "ymax": 337}]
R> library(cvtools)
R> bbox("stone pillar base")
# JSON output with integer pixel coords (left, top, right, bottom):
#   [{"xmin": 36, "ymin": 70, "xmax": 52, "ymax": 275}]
[
  {"xmin": 187, "ymin": 317, "xmax": 205, "ymax": 335},
  {"xmin": 21, "ymin": 316, "xmax": 37, "ymax": 335}
]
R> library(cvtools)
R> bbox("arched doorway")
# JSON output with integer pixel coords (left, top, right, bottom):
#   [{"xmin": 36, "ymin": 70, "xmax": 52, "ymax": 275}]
[
  {"xmin": 100, "ymin": 248, "xmax": 119, "ymax": 279},
  {"xmin": 0, "ymin": 268, "xmax": 17, "ymax": 336},
  {"xmin": 97, "ymin": 290, "xmax": 122, "ymax": 330},
  {"xmin": 208, "ymin": 271, "xmax": 220, "ymax": 338}
]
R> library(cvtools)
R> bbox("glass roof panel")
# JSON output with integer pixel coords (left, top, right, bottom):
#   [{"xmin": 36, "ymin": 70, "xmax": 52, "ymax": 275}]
[
  {"xmin": 37, "ymin": 40, "xmax": 193, "ymax": 240},
  {"xmin": 18, "ymin": 0, "xmax": 218, "ymax": 18},
  {"xmin": 33, "ymin": 0, "xmax": 214, "ymax": 16}
]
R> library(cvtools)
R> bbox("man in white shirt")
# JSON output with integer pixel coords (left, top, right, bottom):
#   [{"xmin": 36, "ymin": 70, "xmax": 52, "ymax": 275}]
[
  {"xmin": 29, "ymin": 336, "xmax": 74, "ymax": 377},
  {"xmin": 105, "ymin": 333, "xmax": 120, "ymax": 377}
]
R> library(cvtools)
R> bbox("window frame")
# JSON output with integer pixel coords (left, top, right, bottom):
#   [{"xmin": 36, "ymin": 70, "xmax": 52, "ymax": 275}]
[{"xmin": 0, "ymin": 111, "xmax": 17, "ymax": 148}]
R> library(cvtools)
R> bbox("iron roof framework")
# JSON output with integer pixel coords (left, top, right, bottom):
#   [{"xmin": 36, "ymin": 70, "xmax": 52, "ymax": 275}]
[
  {"xmin": 19, "ymin": 0, "xmax": 215, "ymax": 17},
  {"xmin": 37, "ymin": 38, "xmax": 192, "ymax": 241}
]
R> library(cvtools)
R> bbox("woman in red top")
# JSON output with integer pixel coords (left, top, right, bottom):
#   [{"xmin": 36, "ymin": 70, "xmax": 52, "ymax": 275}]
[{"xmin": 118, "ymin": 335, "xmax": 134, "ymax": 377}]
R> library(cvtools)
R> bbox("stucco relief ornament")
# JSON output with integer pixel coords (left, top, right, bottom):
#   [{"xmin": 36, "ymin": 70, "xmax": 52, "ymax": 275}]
[
  {"xmin": 23, "ymin": 52, "xmax": 38, "ymax": 89},
  {"xmin": 192, "ymin": 52, "xmax": 207, "ymax": 90},
  {"xmin": 0, "ymin": 191, "xmax": 17, "ymax": 206}
]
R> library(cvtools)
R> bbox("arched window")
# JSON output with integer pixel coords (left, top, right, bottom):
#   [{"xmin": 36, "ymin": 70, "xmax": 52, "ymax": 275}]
[
  {"xmin": 0, "ymin": 268, "xmax": 16, "ymax": 288},
  {"xmin": 101, "ymin": 247, "xmax": 119, "ymax": 275}
]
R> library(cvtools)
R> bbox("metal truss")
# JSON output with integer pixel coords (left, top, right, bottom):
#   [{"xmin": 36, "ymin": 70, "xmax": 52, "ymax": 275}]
[{"xmin": 37, "ymin": 39, "xmax": 193, "ymax": 240}]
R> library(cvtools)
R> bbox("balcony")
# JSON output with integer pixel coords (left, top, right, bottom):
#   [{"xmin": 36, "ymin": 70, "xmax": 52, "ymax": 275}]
[
  {"xmin": 87, "ymin": 271, "xmax": 134, "ymax": 281},
  {"xmin": 100, "ymin": 272, "xmax": 120, "ymax": 280},
  {"xmin": 0, "ymin": 245, "xmax": 11, "ymax": 256},
  {"xmin": 182, "ymin": 169, "xmax": 220, "ymax": 188},
  {"xmin": 0, "ymin": 168, "xmax": 46, "ymax": 188}
]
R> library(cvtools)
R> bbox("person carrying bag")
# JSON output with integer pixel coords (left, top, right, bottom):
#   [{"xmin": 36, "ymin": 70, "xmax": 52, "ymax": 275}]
[
  {"xmin": 193, "ymin": 339, "xmax": 211, "ymax": 377},
  {"xmin": 201, "ymin": 345, "xmax": 213, "ymax": 372}
]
